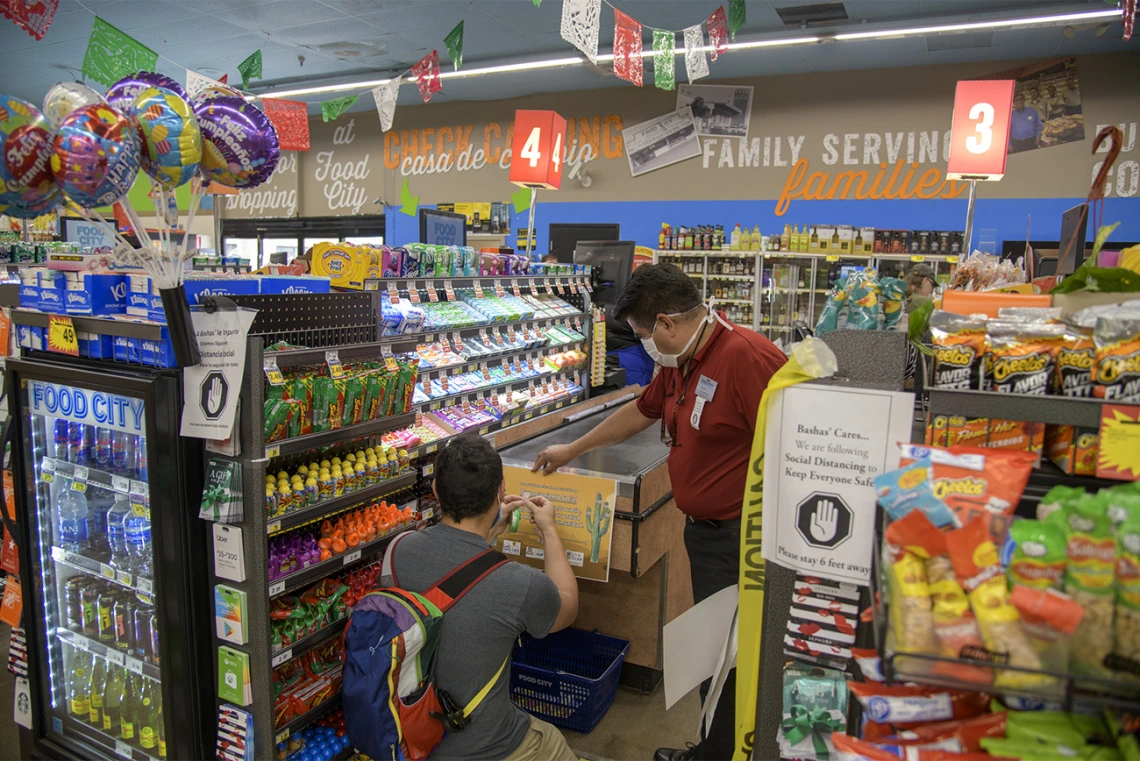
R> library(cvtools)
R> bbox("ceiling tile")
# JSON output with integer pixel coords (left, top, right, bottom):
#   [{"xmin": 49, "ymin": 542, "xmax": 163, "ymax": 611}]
[
  {"xmin": 210, "ymin": 0, "xmax": 349, "ymax": 33},
  {"xmin": 0, "ymin": 8, "xmax": 94, "ymax": 51},
  {"xmin": 86, "ymin": 1, "xmax": 206, "ymax": 31}
]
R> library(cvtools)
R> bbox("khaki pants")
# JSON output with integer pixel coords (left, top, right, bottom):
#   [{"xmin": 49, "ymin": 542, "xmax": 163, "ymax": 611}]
[{"xmin": 501, "ymin": 716, "xmax": 578, "ymax": 761}]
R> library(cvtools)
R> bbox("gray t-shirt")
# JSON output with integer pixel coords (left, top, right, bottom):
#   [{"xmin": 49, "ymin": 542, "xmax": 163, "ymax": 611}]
[{"xmin": 384, "ymin": 522, "xmax": 561, "ymax": 761}]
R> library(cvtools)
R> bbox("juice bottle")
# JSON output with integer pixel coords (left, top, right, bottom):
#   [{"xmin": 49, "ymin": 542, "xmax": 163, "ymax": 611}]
[
  {"xmin": 68, "ymin": 649, "xmax": 92, "ymax": 719},
  {"xmin": 88, "ymin": 656, "xmax": 106, "ymax": 726},
  {"xmin": 730, "ymin": 224, "xmax": 742, "ymax": 250}
]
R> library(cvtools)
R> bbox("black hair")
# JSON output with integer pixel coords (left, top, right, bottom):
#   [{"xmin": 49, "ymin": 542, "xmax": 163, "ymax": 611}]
[
  {"xmin": 434, "ymin": 433, "xmax": 503, "ymax": 521},
  {"xmin": 613, "ymin": 263, "xmax": 702, "ymax": 331}
]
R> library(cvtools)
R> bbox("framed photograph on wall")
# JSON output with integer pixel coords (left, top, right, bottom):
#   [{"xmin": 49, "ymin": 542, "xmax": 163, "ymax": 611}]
[
  {"xmin": 622, "ymin": 108, "xmax": 702, "ymax": 178},
  {"xmin": 677, "ymin": 84, "xmax": 754, "ymax": 139}
]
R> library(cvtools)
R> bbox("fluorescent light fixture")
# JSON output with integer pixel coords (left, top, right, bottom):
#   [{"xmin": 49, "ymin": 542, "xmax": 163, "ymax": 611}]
[
  {"xmin": 833, "ymin": 8, "xmax": 1120, "ymax": 40},
  {"xmin": 255, "ymin": 8, "xmax": 1121, "ymax": 100}
]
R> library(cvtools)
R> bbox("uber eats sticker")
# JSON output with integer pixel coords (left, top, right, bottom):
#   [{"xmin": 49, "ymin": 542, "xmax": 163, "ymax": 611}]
[{"xmin": 760, "ymin": 384, "xmax": 913, "ymax": 585}]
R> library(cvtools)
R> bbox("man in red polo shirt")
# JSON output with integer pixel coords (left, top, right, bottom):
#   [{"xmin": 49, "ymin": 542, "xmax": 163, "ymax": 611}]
[{"xmin": 532, "ymin": 263, "xmax": 787, "ymax": 761}]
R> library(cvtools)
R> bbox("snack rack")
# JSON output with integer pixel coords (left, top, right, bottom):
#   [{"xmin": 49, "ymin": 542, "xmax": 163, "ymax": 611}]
[{"xmin": 206, "ymin": 283, "xmax": 594, "ymax": 758}]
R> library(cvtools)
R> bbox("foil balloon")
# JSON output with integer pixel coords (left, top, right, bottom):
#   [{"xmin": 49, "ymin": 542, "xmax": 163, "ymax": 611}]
[
  {"xmin": 194, "ymin": 96, "xmax": 279, "ymax": 188},
  {"xmin": 133, "ymin": 86, "xmax": 201, "ymax": 189},
  {"xmin": 51, "ymin": 104, "xmax": 142, "ymax": 209},
  {"xmin": 42, "ymin": 82, "xmax": 106, "ymax": 128},
  {"xmin": 106, "ymin": 71, "xmax": 189, "ymax": 114},
  {"xmin": 0, "ymin": 94, "xmax": 60, "ymax": 216},
  {"xmin": 193, "ymin": 82, "xmax": 244, "ymax": 104}
]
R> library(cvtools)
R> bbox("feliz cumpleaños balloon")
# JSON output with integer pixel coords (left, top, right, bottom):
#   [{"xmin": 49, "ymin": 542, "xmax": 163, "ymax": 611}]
[
  {"xmin": 133, "ymin": 86, "xmax": 201, "ymax": 189},
  {"xmin": 105, "ymin": 71, "xmax": 189, "ymax": 113},
  {"xmin": 193, "ymin": 95, "xmax": 279, "ymax": 189},
  {"xmin": 0, "ymin": 94, "xmax": 61, "ymax": 219}
]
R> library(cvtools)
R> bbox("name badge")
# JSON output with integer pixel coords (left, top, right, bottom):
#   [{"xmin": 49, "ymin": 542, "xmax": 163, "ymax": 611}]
[{"xmin": 696, "ymin": 375, "xmax": 718, "ymax": 401}]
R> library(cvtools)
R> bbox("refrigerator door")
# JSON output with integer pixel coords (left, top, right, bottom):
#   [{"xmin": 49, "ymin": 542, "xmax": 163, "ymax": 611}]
[{"xmin": 11, "ymin": 363, "xmax": 183, "ymax": 761}]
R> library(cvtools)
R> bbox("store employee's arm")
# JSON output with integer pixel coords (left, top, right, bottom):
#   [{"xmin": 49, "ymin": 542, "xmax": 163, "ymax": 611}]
[{"xmin": 532, "ymin": 398, "xmax": 657, "ymax": 474}]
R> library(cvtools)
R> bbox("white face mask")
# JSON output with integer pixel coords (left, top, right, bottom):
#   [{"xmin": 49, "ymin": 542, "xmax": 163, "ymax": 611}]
[{"xmin": 640, "ymin": 301, "xmax": 731, "ymax": 368}]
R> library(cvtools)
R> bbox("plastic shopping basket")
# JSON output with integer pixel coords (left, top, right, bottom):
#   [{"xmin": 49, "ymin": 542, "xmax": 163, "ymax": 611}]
[{"xmin": 510, "ymin": 627, "xmax": 630, "ymax": 734}]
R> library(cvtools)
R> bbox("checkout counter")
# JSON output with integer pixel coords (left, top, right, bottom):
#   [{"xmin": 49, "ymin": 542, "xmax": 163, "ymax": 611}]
[{"xmin": 495, "ymin": 391, "xmax": 693, "ymax": 692}]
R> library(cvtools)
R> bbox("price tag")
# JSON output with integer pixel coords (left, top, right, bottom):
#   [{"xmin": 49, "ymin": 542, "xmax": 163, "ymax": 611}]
[
  {"xmin": 444, "ymin": 280, "xmax": 455, "ymax": 300},
  {"xmin": 136, "ymin": 576, "xmax": 153, "ymax": 595},
  {"xmin": 474, "ymin": 281, "xmax": 485, "ymax": 299},
  {"xmin": 381, "ymin": 344, "xmax": 398, "ymax": 372},
  {"xmin": 124, "ymin": 656, "xmax": 144, "ymax": 675},
  {"xmin": 494, "ymin": 280, "xmax": 506, "ymax": 298},
  {"xmin": 826, "ymin": 255, "xmax": 840, "ymax": 262},
  {"xmin": 947, "ymin": 255, "xmax": 960, "ymax": 264},
  {"xmin": 111, "ymin": 475, "xmax": 130, "ymax": 494},
  {"xmin": 100, "ymin": 563, "xmax": 116, "ymax": 581},
  {"xmin": 573, "ymin": 317, "xmax": 583, "ymax": 332},
  {"xmin": 70, "ymin": 635, "xmax": 89, "ymax": 652},
  {"xmin": 439, "ymin": 335, "xmax": 451, "ymax": 352},
  {"xmin": 426, "ymin": 443, "xmax": 438, "ymax": 454},
  {"xmin": 480, "ymin": 363, "xmax": 491, "ymax": 381},
  {"xmin": 271, "ymin": 649, "xmax": 293, "ymax": 668},
  {"xmin": 269, "ymin": 580, "xmax": 285, "ymax": 597},
  {"xmin": 48, "ymin": 314, "xmax": 79, "ymax": 356},
  {"xmin": 511, "ymin": 279, "xmax": 522, "ymax": 297},
  {"xmin": 276, "ymin": 729, "xmax": 290, "ymax": 746},
  {"xmin": 105, "ymin": 649, "xmax": 124, "ymax": 666},
  {"xmin": 479, "ymin": 426, "xmax": 489, "ymax": 435},
  {"xmin": 479, "ymin": 329, "xmax": 491, "ymax": 347},
  {"xmin": 115, "ymin": 571, "xmax": 131, "ymax": 586},
  {"xmin": 440, "ymin": 373, "xmax": 449, "ymax": 394},
  {"xmin": 501, "ymin": 358, "xmax": 510, "ymax": 373},
  {"xmin": 427, "ymin": 283, "xmax": 439, "ymax": 302},
  {"xmin": 423, "ymin": 463, "xmax": 435, "ymax": 476},
  {"xmin": 543, "ymin": 279, "xmax": 553, "ymax": 294},
  {"xmin": 365, "ymin": 280, "xmax": 379, "ymax": 291},
  {"xmin": 556, "ymin": 401, "xmax": 564, "ymax": 409},
  {"xmin": 528, "ymin": 278, "xmax": 537, "ymax": 293},
  {"xmin": 584, "ymin": 277, "xmax": 593, "ymax": 292},
  {"xmin": 492, "ymin": 327, "xmax": 504, "ymax": 346},
  {"xmin": 556, "ymin": 280, "xmax": 565, "ymax": 296},
  {"xmin": 41, "ymin": 458, "xmax": 55, "ymax": 473},
  {"xmin": 407, "ymin": 281, "xmax": 421, "ymax": 303},
  {"xmin": 387, "ymin": 282, "xmax": 400, "ymax": 304},
  {"xmin": 264, "ymin": 356, "xmax": 285, "ymax": 386},
  {"xmin": 342, "ymin": 549, "xmax": 363, "ymax": 567},
  {"xmin": 266, "ymin": 445, "xmax": 280, "ymax": 460},
  {"xmin": 325, "ymin": 350, "xmax": 345, "ymax": 379},
  {"xmin": 451, "ymin": 332, "xmax": 464, "ymax": 352},
  {"xmin": 508, "ymin": 326, "xmax": 517, "ymax": 343},
  {"xmin": 910, "ymin": 254, "xmax": 926, "ymax": 263},
  {"xmin": 115, "ymin": 739, "xmax": 132, "ymax": 758}
]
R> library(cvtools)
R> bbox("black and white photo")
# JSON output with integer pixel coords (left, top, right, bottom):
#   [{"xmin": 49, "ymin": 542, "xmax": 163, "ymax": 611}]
[
  {"xmin": 677, "ymin": 84, "xmax": 754, "ymax": 138},
  {"xmin": 622, "ymin": 108, "xmax": 702, "ymax": 177}
]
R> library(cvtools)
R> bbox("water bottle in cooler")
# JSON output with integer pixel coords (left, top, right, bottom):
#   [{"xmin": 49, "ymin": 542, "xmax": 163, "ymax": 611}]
[
  {"xmin": 57, "ymin": 487, "xmax": 89, "ymax": 551},
  {"xmin": 111, "ymin": 431, "xmax": 134, "ymax": 478},
  {"xmin": 87, "ymin": 487, "xmax": 111, "ymax": 556},
  {"xmin": 105, "ymin": 495, "xmax": 132, "ymax": 571},
  {"xmin": 123, "ymin": 502, "xmax": 151, "ymax": 577},
  {"xmin": 94, "ymin": 427, "xmax": 112, "ymax": 471}
]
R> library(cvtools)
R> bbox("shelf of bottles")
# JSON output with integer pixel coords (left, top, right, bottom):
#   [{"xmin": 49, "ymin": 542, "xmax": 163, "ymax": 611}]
[{"xmin": 28, "ymin": 399, "xmax": 165, "ymax": 760}]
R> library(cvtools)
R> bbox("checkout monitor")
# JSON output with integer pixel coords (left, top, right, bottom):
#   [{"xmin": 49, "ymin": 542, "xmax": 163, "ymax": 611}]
[
  {"xmin": 549, "ymin": 223, "xmax": 620, "ymax": 263},
  {"xmin": 574, "ymin": 240, "xmax": 635, "ymax": 307},
  {"xmin": 419, "ymin": 208, "xmax": 468, "ymax": 246}
]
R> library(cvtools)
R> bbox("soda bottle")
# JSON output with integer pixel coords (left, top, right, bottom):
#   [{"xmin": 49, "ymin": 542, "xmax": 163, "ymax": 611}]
[
  {"xmin": 64, "ymin": 577, "xmax": 84, "ymax": 633},
  {"xmin": 81, "ymin": 582, "xmax": 100, "ymax": 637},
  {"xmin": 68, "ymin": 648, "xmax": 92, "ymax": 719},
  {"xmin": 102, "ymin": 662, "xmax": 123, "ymax": 736},
  {"xmin": 88, "ymin": 655, "xmax": 106, "ymax": 727},
  {"xmin": 137, "ymin": 679, "xmax": 159, "ymax": 753},
  {"xmin": 67, "ymin": 422, "xmax": 87, "ymax": 465},
  {"xmin": 148, "ymin": 608, "xmax": 160, "ymax": 667},
  {"xmin": 113, "ymin": 593, "xmax": 135, "ymax": 654},
  {"xmin": 131, "ymin": 601, "xmax": 151, "ymax": 660},
  {"xmin": 96, "ymin": 587, "xmax": 116, "ymax": 645},
  {"xmin": 105, "ymin": 494, "xmax": 132, "ymax": 571},
  {"xmin": 56, "ymin": 484, "xmax": 89, "ymax": 552},
  {"xmin": 94, "ymin": 427, "xmax": 112, "ymax": 471},
  {"xmin": 118, "ymin": 670, "xmax": 137, "ymax": 745},
  {"xmin": 123, "ymin": 501, "xmax": 151, "ymax": 577},
  {"xmin": 52, "ymin": 419, "xmax": 69, "ymax": 461},
  {"xmin": 111, "ymin": 431, "xmax": 134, "ymax": 478},
  {"xmin": 134, "ymin": 437, "xmax": 148, "ymax": 482}
]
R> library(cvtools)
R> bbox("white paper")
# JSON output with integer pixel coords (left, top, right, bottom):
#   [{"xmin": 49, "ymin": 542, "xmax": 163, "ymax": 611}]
[
  {"xmin": 761, "ymin": 384, "xmax": 913, "ymax": 585},
  {"xmin": 181, "ymin": 309, "xmax": 256, "ymax": 439},
  {"xmin": 676, "ymin": 84, "xmax": 755, "ymax": 139},
  {"xmin": 683, "ymin": 25, "xmax": 709, "ymax": 83},
  {"xmin": 185, "ymin": 70, "xmax": 224, "ymax": 99},
  {"xmin": 213, "ymin": 524, "xmax": 246, "ymax": 583},
  {"xmin": 663, "ymin": 584, "xmax": 737, "ymax": 709},
  {"xmin": 622, "ymin": 108, "xmax": 702, "ymax": 178},
  {"xmin": 560, "ymin": 0, "xmax": 601, "ymax": 64},
  {"xmin": 373, "ymin": 79, "xmax": 399, "ymax": 132},
  {"xmin": 13, "ymin": 677, "xmax": 30, "ymax": 729},
  {"xmin": 703, "ymin": 606, "xmax": 738, "ymax": 737}
]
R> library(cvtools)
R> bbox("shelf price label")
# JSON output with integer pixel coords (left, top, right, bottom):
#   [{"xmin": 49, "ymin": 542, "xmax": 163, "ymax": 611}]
[
  {"xmin": 124, "ymin": 655, "xmax": 144, "ymax": 675},
  {"xmin": 48, "ymin": 314, "xmax": 79, "ymax": 356},
  {"xmin": 511, "ymin": 279, "xmax": 522, "ymax": 297},
  {"xmin": 527, "ymin": 278, "xmax": 537, "ymax": 293},
  {"xmin": 543, "ymin": 279, "xmax": 553, "ymax": 295},
  {"xmin": 451, "ymin": 332, "xmax": 464, "ymax": 353},
  {"xmin": 491, "ymin": 327, "xmax": 504, "ymax": 346},
  {"xmin": 263, "ymin": 356, "xmax": 285, "ymax": 386},
  {"xmin": 269, "ymin": 580, "xmax": 285, "ymax": 597},
  {"xmin": 271, "ymin": 648, "xmax": 293, "ymax": 668},
  {"xmin": 325, "ymin": 350, "xmax": 345, "ymax": 379},
  {"xmin": 343, "ymin": 549, "xmax": 362, "ymax": 565},
  {"xmin": 387, "ymin": 282, "xmax": 400, "ymax": 304},
  {"xmin": 947, "ymin": 79, "xmax": 1015, "ymax": 181},
  {"xmin": 473, "ymin": 281, "xmax": 485, "ymax": 299},
  {"xmin": 443, "ymin": 280, "xmax": 455, "ymax": 301},
  {"xmin": 407, "ymin": 281, "xmax": 421, "ymax": 304},
  {"xmin": 115, "ymin": 739, "xmax": 132, "ymax": 758},
  {"xmin": 381, "ymin": 344, "xmax": 398, "ymax": 372},
  {"xmin": 479, "ymin": 329, "xmax": 491, "ymax": 347},
  {"xmin": 494, "ymin": 280, "xmax": 506, "ymax": 298}
]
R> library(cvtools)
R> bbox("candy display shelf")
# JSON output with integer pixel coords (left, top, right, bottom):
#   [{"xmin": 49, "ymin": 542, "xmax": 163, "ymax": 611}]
[
  {"xmin": 275, "ymin": 694, "xmax": 343, "ymax": 748},
  {"xmin": 266, "ymin": 471, "xmax": 418, "ymax": 536},
  {"xmin": 270, "ymin": 619, "xmax": 349, "ymax": 669}
]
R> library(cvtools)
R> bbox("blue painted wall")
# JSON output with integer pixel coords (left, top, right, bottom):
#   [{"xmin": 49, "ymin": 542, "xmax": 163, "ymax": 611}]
[{"xmin": 388, "ymin": 196, "xmax": 1140, "ymax": 255}]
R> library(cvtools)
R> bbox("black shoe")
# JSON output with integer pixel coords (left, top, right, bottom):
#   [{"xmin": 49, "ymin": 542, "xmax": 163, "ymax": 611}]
[{"xmin": 653, "ymin": 744, "xmax": 697, "ymax": 761}]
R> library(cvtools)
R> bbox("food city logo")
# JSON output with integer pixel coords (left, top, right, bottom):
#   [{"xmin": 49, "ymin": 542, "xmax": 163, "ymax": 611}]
[
  {"xmin": 383, "ymin": 114, "xmax": 624, "ymax": 178},
  {"xmin": 29, "ymin": 380, "xmax": 145, "ymax": 433},
  {"xmin": 225, "ymin": 150, "xmax": 297, "ymax": 217},
  {"xmin": 314, "ymin": 119, "xmax": 372, "ymax": 214}
]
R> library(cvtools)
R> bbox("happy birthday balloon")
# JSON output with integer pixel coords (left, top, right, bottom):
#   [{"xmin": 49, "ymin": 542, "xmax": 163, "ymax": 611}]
[
  {"xmin": 106, "ymin": 72, "xmax": 189, "ymax": 114},
  {"xmin": 0, "ymin": 94, "xmax": 60, "ymax": 216},
  {"xmin": 194, "ymin": 96, "xmax": 279, "ymax": 189},
  {"xmin": 133, "ymin": 86, "xmax": 201, "ymax": 189},
  {"xmin": 42, "ymin": 82, "xmax": 106, "ymax": 128},
  {"xmin": 51, "ymin": 104, "xmax": 141, "ymax": 208}
]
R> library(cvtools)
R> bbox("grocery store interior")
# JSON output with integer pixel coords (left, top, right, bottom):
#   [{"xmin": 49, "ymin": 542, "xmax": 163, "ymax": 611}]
[{"xmin": 1, "ymin": 1, "xmax": 1140, "ymax": 760}]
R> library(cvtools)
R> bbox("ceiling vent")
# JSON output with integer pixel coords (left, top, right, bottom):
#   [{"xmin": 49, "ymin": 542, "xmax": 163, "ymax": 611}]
[
  {"xmin": 315, "ymin": 40, "xmax": 389, "ymax": 59},
  {"xmin": 926, "ymin": 30, "xmax": 994, "ymax": 51},
  {"xmin": 775, "ymin": 3, "xmax": 848, "ymax": 27}
]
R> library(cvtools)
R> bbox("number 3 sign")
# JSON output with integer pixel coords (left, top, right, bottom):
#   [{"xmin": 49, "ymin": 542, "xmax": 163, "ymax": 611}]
[
  {"xmin": 509, "ymin": 110, "xmax": 568, "ymax": 190},
  {"xmin": 947, "ymin": 80, "xmax": 1015, "ymax": 181}
]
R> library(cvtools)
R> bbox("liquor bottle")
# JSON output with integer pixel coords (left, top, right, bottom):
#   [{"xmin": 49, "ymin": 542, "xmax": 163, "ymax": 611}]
[
  {"xmin": 831, "ymin": 229, "xmax": 840, "ymax": 251},
  {"xmin": 854, "ymin": 229, "xmax": 864, "ymax": 253},
  {"xmin": 118, "ymin": 671, "xmax": 137, "ymax": 745},
  {"xmin": 780, "ymin": 224, "xmax": 792, "ymax": 251},
  {"xmin": 102, "ymin": 663, "xmax": 123, "ymax": 736},
  {"xmin": 68, "ymin": 649, "xmax": 92, "ymax": 719},
  {"xmin": 88, "ymin": 655, "xmax": 106, "ymax": 727},
  {"xmin": 138, "ymin": 680, "xmax": 160, "ymax": 754}
]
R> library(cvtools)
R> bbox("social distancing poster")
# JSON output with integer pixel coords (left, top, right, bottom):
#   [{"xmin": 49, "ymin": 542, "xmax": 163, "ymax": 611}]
[{"xmin": 500, "ymin": 465, "xmax": 618, "ymax": 582}]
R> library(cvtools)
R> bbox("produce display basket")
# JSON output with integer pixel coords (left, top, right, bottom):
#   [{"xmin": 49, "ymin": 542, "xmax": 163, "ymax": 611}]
[{"xmin": 510, "ymin": 627, "xmax": 630, "ymax": 733}]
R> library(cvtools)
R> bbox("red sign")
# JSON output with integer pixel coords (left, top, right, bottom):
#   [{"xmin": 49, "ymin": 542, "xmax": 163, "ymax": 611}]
[
  {"xmin": 946, "ymin": 80, "xmax": 1015, "ymax": 181},
  {"xmin": 509, "ymin": 110, "xmax": 568, "ymax": 190}
]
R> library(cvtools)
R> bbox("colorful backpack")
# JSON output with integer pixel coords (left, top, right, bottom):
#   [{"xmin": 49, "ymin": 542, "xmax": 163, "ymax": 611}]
[{"xmin": 343, "ymin": 535, "xmax": 510, "ymax": 761}]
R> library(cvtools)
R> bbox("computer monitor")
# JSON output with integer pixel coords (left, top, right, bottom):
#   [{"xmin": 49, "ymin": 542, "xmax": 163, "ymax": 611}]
[
  {"xmin": 419, "ymin": 208, "xmax": 467, "ymax": 246},
  {"xmin": 549, "ymin": 223, "xmax": 620, "ymax": 263},
  {"xmin": 574, "ymin": 240, "xmax": 635, "ymax": 307},
  {"xmin": 1055, "ymin": 202, "xmax": 1089, "ymax": 275}
]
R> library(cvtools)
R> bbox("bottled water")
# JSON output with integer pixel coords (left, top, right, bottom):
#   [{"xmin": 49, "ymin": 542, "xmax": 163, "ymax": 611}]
[
  {"xmin": 122, "ymin": 503, "xmax": 151, "ymax": 578},
  {"xmin": 86, "ymin": 487, "xmax": 112, "ymax": 556},
  {"xmin": 105, "ymin": 495, "xmax": 132, "ymax": 571},
  {"xmin": 57, "ymin": 487, "xmax": 89, "ymax": 552}
]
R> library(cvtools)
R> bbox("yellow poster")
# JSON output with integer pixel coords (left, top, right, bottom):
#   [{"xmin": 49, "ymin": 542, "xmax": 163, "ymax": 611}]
[{"xmin": 501, "ymin": 465, "xmax": 617, "ymax": 582}]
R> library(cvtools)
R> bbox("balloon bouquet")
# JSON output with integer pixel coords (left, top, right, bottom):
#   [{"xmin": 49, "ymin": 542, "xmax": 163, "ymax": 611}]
[{"xmin": 0, "ymin": 73, "xmax": 280, "ymax": 366}]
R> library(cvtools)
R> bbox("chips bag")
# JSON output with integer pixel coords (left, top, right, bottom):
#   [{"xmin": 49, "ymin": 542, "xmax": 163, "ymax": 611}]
[
  {"xmin": 1093, "ymin": 317, "xmax": 1140, "ymax": 403},
  {"xmin": 1009, "ymin": 584, "xmax": 1085, "ymax": 674},
  {"xmin": 1115, "ymin": 513, "xmax": 1140, "ymax": 664},
  {"xmin": 1057, "ymin": 326, "xmax": 1097, "ymax": 397},
  {"xmin": 1005, "ymin": 519, "xmax": 1067, "ymax": 590},
  {"xmin": 848, "ymin": 682, "xmax": 990, "ymax": 740},
  {"xmin": 930, "ymin": 312, "xmax": 987, "ymax": 390},
  {"xmin": 875, "ymin": 460, "xmax": 958, "ymax": 528},
  {"xmin": 899, "ymin": 444, "xmax": 1035, "ymax": 546},
  {"xmin": 891, "ymin": 712, "xmax": 1008, "ymax": 753},
  {"xmin": 985, "ymin": 319, "xmax": 1065, "ymax": 396}
]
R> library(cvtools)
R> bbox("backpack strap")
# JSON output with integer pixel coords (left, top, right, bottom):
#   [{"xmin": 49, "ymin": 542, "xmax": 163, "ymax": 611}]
[
  {"xmin": 422, "ymin": 549, "xmax": 509, "ymax": 613},
  {"xmin": 381, "ymin": 529, "xmax": 415, "ymax": 587}
]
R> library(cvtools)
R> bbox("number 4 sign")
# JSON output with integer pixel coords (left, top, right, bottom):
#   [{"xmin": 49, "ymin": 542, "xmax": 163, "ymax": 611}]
[
  {"xmin": 947, "ymin": 80, "xmax": 1015, "ymax": 181},
  {"xmin": 509, "ymin": 110, "xmax": 568, "ymax": 190}
]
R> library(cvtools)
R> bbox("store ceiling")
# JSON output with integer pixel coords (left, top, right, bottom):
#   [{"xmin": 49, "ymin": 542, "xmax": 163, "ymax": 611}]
[{"xmin": 0, "ymin": 0, "xmax": 1136, "ymax": 113}]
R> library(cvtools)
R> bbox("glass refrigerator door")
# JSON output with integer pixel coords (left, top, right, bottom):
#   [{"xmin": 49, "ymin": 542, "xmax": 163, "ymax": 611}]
[{"xmin": 22, "ymin": 378, "xmax": 164, "ymax": 761}]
